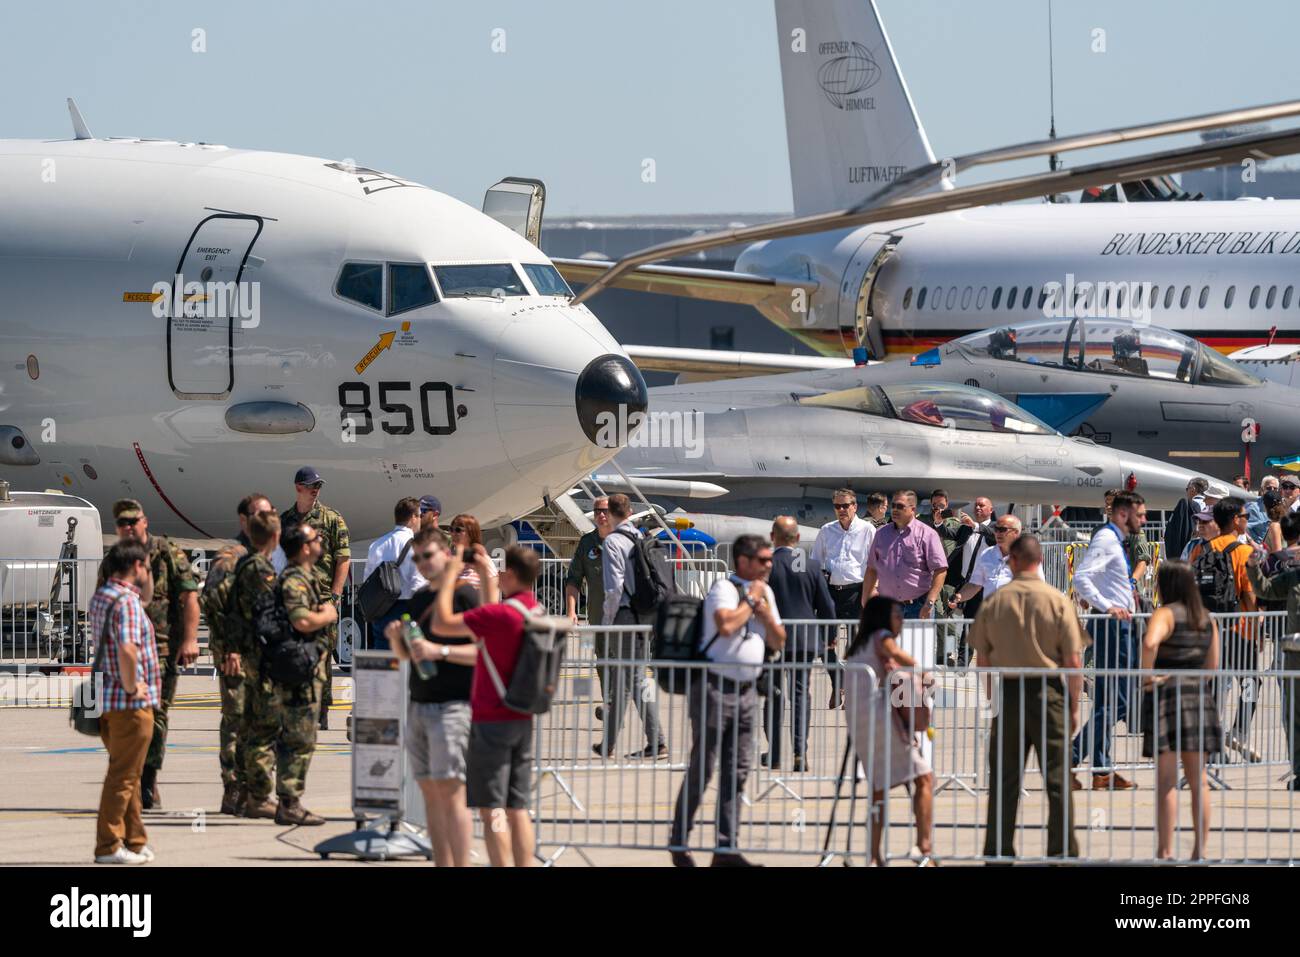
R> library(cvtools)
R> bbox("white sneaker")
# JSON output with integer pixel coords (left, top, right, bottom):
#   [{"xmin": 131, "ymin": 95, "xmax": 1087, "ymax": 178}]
[
  {"xmin": 133, "ymin": 845, "xmax": 155, "ymax": 862},
  {"xmin": 94, "ymin": 846, "xmax": 147, "ymax": 865}
]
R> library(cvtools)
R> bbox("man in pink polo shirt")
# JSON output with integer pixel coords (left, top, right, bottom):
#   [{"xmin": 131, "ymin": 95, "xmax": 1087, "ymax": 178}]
[{"xmin": 861, "ymin": 489, "xmax": 950, "ymax": 620}]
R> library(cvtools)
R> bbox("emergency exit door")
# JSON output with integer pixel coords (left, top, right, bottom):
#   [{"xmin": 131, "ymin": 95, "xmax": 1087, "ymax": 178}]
[{"xmin": 167, "ymin": 214, "xmax": 263, "ymax": 399}]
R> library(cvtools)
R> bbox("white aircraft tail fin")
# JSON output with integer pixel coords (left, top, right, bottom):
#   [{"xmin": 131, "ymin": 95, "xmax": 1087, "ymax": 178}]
[{"xmin": 774, "ymin": 0, "xmax": 937, "ymax": 216}]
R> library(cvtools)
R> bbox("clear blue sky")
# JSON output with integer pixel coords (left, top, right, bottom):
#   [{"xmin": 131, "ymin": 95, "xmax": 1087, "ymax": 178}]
[{"xmin": 3, "ymin": 0, "xmax": 1298, "ymax": 215}]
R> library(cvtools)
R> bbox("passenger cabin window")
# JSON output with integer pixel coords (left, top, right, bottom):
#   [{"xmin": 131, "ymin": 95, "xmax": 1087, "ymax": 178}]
[
  {"xmin": 916, "ymin": 287, "xmax": 928, "ymax": 309},
  {"xmin": 1285, "ymin": 286, "xmax": 1294, "ymax": 309},
  {"xmin": 432, "ymin": 263, "xmax": 528, "ymax": 298},
  {"xmin": 336, "ymin": 262, "xmax": 384, "ymax": 312},
  {"xmin": 388, "ymin": 263, "xmax": 437, "ymax": 315},
  {"xmin": 1021, "ymin": 287, "xmax": 1033, "ymax": 310},
  {"xmin": 902, "ymin": 287, "xmax": 913, "ymax": 309},
  {"xmin": 1006, "ymin": 286, "xmax": 1018, "ymax": 310},
  {"xmin": 1198, "ymin": 286, "xmax": 1210, "ymax": 308},
  {"xmin": 881, "ymin": 383, "xmax": 1053, "ymax": 435},
  {"xmin": 522, "ymin": 263, "xmax": 573, "ymax": 297},
  {"xmin": 991, "ymin": 287, "xmax": 1002, "ymax": 309},
  {"xmin": 1267, "ymin": 285, "xmax": 1278, "ymax": 309},
  {"xmin": 1225, "ymin": 286, "xmax": 1236, "ymax": 308}
]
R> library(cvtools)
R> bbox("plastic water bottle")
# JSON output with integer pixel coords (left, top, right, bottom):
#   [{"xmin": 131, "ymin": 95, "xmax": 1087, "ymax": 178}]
[{"xmin": 401, "ymin": 613, "xmax": 438, "ymax": 680}]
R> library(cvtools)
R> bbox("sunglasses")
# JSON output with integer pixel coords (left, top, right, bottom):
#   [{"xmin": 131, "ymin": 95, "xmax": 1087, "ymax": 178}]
[
  {"xmin": 994, "ymin": 525, "xmax": 1017, "ymax": 533},
  {"xmin": 744, "ymin": 555, "xmax": 773, "ymax": 565},
  {"xmin": 450, "ymin": 525, "xmax": 467, "ymax": 534},
  {"xmin": 302, "ymin": 534, "xmax": 319, "ymax": 545},
  {"xmin": 891, "ymin": 502, "xmax": 911, "ymax": 510},
  {"xmin": 115, "ymin": 517, "xmax": 141, "ymax": 527},
  {"xmin": 833, "ymin": 502, "xmax": 855, "ymax": 510},
  {"xmin": 417, "ymin": 550, "xmax": 440, "ymax": 560},
  {"xmin": 299, "ymin": 482, "xmax": 323, "ymax": 491},
  {"xmin": 593, "ymin": 507, "xmax": 610, "ymax": 514}
]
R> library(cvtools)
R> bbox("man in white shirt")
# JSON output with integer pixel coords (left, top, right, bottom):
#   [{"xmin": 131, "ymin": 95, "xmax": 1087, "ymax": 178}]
[
  {"xmin": 950, "ymin": 515, "xmax": 1043, "ymax": 612},
  {"xmin": 811, "ymin": 488, "xmax": 875, "ymax": 621},
  {"xmin": 363, "ymin": 497, "xmax": 427, "ymax": 649},
  {"xmin": 1070, "ymin": 490, "xmax": 1145, "ymax": 792},
  {"xmin": 669, "ymin": 534, "xmax": 785, "ymax": 868},
  {"xmin": 947, "ymin": 497, "xmax": 995, "ymax": 665}
]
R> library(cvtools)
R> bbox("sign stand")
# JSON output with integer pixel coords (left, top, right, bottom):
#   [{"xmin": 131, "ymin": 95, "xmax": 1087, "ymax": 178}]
[{"xmin": 314, "ymin": 650, "xmax": 432, "ymax": 861}]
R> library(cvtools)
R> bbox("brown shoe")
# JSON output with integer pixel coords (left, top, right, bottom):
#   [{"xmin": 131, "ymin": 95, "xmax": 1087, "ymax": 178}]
[
  {"xmin": 275, "ymin": 797, "xmax": 325, "ymax": 826},
  {"xmin": 1070, "ymin": 774, "xmax": 1083, "ymax": 792},
  {"xmin": 220, "ymin": 783, "xmax": 241, "ymax": 815},
  {"xmin": 711, "ymin": 851, "xmax": 763, "ymax": 867},
  {"xmin": 243, "ymin": 795, "xmax": 278, "ymax": 819},
  {"xmin": 1092, "ymin": 773, "xmax": 1137, "ymax": 790}
]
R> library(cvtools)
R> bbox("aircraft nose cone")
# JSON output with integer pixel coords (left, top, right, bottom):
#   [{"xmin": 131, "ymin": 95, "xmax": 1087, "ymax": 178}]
[{"xmin": 575, "ymin": 354, "xmax": 648, "ymax": 445}]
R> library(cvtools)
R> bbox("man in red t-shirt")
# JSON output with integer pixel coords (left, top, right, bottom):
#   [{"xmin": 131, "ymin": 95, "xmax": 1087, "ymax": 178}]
[{"xmin": 430, "ymin": 543, "xmax": 542, "ymax": 867}]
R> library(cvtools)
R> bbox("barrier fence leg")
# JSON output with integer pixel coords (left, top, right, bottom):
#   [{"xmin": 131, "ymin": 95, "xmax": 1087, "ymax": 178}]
[{"xmin": 819, "ymin": 737, "xmax": 858, "ymax": 867}]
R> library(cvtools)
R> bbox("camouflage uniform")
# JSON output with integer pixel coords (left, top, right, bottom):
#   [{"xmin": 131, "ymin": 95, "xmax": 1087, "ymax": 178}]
[
  {"xmin": 201, "ymin": 542, "xmax": 249, "ymax": 791},
  {"xmin": 233, "ymin": 552, "xmax": 280, "ymax": 801},
  {"xmin": 565, "ymin": 529, "xmax": 608, "ymax": 703},
  {"xmin": 244, "ymin": 564, "xmax": 328, "ymax": 800},
  {"xmin": 280, "ymin": 502, "xmax": 349, "ymax": 722},
  {"xmin": 141, "ymin": 534, "xmax": 200, "ymax": 772}
]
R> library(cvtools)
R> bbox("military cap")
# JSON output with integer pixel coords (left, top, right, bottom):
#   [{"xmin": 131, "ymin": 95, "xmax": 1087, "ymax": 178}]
[
  {"xmin": 112, "ymin": 498, "xmax": 144, "ymax": 519},
  {"xmin": 293, "ymin": 465, "xmax": 324, "ymax": 486}
]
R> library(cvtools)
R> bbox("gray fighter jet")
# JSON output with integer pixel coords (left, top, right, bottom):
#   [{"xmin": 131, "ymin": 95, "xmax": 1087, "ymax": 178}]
[
  {"xmin": 896, "ymin": 318, "xmax": 1295, "ymax": 483},
  {"xmin": 616, "ymin": 378, "xmax": 1236, "ymax": 527}
]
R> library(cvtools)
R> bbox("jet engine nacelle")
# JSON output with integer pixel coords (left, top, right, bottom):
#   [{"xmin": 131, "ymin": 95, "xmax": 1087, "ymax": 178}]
[{"xmin": 734, "ymin": 227, "xmax": 899, "ymax": 359}]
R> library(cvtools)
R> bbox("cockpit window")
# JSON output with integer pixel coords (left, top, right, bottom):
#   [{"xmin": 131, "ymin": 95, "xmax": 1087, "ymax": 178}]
[
  {"xmin": 1198, "ymin": 345, "xmax": 1263, "ymax": 386},
  {"xmin": 388, "ymin": 263, "xmax": 438, "ymax": 315},
  {"xmin": 1079, "ymin": 322, "xmax": 1195, "ymax": 381},
  {"xmin": 880, "ymin": 383, "xmax": 1055, "ymax": 435},
  {"xmin": 522, "ymin": 263, "xmax": 573, "ymax": 298},
  {"xmin": 432, "ymin": 264, "xmax": 528, "ymax": 298},
  {"xmin": 336, "ymin": 262, "xmax": 383, "ymax": 311},
  {"xmin": 958, "ymin": 322, "xmax": 1070, "ymax": 367}
]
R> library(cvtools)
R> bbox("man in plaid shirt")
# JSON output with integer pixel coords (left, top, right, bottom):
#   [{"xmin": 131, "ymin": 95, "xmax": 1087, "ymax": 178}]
[{"xmin": 90, "ymin": 541, "xmax": 162, "ymax": 865}]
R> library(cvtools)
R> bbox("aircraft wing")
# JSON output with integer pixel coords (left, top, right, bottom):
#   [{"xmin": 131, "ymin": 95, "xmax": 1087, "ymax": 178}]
[
  {"xmin": 552, "ymin": 257, "xmax": 816, "ymax": 308},
  {"xmin": 626, "ymin": 344, "xmax": 855, "ymax": 380}
]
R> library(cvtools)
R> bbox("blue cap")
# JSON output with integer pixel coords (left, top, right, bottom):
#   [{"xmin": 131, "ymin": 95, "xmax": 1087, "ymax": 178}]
[
  {"xmin": 420, "ymin": 495, "xmax": 441, "ymax": 515},
  {"xmin": 293, "ymin": 466, "xmax": 324, "ymax": 486}
]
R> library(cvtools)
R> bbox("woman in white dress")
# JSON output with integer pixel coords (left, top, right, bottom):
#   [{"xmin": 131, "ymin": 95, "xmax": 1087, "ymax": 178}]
[{"xmin": 845, "ymin": 595, "xmax": 935, "ymax": 865}]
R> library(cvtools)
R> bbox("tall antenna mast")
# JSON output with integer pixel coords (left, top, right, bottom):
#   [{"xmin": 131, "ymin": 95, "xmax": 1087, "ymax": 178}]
[{"xmin": 1047, "ymin": 0, "xmax": 1061, "ymax": 199}]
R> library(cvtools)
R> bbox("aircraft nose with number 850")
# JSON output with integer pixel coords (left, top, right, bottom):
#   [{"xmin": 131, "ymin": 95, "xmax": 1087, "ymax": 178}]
[{"xmin": 0, "ymin": 107, "xmax": 645, "ymax": 540}]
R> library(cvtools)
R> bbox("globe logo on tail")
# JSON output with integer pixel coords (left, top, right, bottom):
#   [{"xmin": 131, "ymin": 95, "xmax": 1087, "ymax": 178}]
[{"xmin": 817, "ymin": 41, "xmax": 881, "ymax": 109}]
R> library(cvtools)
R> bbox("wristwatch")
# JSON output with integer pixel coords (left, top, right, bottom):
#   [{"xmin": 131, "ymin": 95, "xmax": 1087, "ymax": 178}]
[
  {"xmin": 331, "ymin": 592, "xmax": 343, "ymax": 604},
  {"xmin": 440, "ymin": 644, "xmax": 451, "ymax": 660}
]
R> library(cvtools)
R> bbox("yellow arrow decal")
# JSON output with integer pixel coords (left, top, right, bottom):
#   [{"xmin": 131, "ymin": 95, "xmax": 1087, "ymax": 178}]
[{"xmin": 355, "ymin": 330, "xmax": 397, "ymax": 374}]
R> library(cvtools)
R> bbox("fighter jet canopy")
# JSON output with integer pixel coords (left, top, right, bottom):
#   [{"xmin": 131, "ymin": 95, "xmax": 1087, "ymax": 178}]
[
  {"xmin": 953, "ymin": 318, "xmax": 1262, "ymax": 387},
  {"xmin": 799, "ymin": 381, "xmax": 1056, "ymax": 435}
]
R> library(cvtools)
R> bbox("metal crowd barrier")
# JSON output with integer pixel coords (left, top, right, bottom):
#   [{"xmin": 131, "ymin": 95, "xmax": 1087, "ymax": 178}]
[
  {"xmin": 531, "ymin": 612, "xmax": 1299, "ymax": 865},
  {"xmin": 0, "ymin": 556, "xmax": 100, "ymax": 666}
]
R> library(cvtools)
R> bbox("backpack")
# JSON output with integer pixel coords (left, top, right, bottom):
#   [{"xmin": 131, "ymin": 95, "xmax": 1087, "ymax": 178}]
[
  {"xmin": 200, "ymin": 543, "xmax": 247, "ymax": 633},
  {"xmin": 260, "ymin": 576, "xmax": 323, "ymax": 687},
  {"xmin": 651, "ymin": 580, "xmax": 747, "ymax": 695},
  {"xmin": 356, "ymin": 538, "xmax": 413, "ymax": 620},
  {"xmin": 613, "ymin": 527, "xmax": 675, "ymax": 616},
  {"xmin": 1192, "ymin": 541, "xmax": 1244, "ymax": 614},
  {"xmin": 475, "ymin": 598, "xmax": 568, "ymax": 715},
  {"xmin": 228, "ymin": 556, "xmax": 321, "ymax": 686}
]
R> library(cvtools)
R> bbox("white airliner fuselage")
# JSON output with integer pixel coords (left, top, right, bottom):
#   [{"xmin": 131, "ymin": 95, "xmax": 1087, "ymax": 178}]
[
  {"xmin": 0, "ymin": 137, "xmax": 642, "ymax": 540},
  {"xmin": 737, "ymin": 199, "xmax": 1300, "ymax": 359}
]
